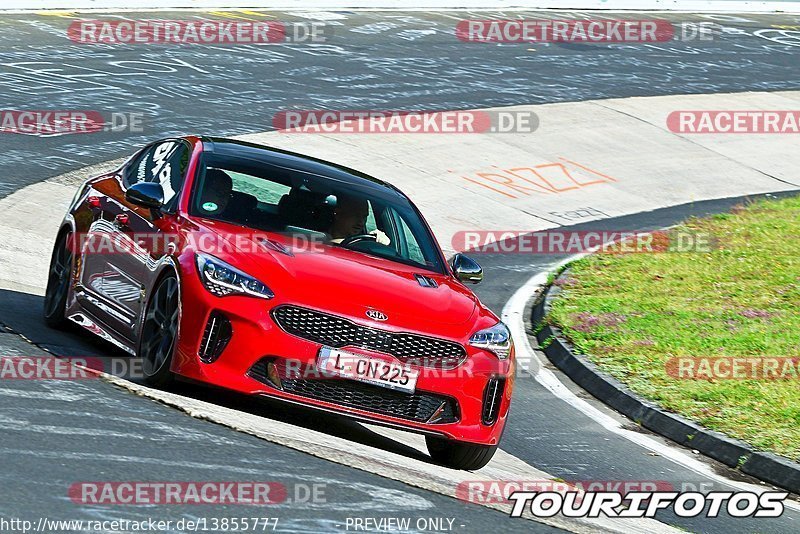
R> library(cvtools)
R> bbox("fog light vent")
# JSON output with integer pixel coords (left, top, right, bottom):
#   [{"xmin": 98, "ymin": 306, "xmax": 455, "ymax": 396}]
[
  {"xmin": 199, "ymin": 311, "xmax": 232, "ymax": 363},
  {"xmin": 482, "ymin": 377, "xmax": 505, "ymax": 425}
]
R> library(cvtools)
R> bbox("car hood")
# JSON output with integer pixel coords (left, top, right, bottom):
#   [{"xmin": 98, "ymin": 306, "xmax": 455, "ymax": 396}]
[{"xmin": 190, "ymin": 220, "xmax": 480, "ymax": 330}]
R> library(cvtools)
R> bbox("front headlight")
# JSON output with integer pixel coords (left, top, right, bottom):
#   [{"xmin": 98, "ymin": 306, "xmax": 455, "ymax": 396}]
[
  {"xmin": 469, "ymin": 322, "xmax": 513, "ymax": 359},
  {"xmin": 195, "ymin": 253, "xmax": 274, "ymax": 299}
]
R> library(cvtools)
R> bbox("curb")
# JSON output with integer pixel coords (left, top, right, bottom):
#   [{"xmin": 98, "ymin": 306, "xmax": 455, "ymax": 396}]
[{"xmin": 532, "ymin": 270, "xmax": 800, "ymax": 495}]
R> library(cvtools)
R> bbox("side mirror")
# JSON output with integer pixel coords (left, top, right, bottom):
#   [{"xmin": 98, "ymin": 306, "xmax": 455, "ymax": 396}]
[
  {"xmin": 126, "ymin": 182, "xmax": 165, "ymax": 210},
  {"xmin": 451, "ymin": 253, "xmax": 483, "ymax": 284}
]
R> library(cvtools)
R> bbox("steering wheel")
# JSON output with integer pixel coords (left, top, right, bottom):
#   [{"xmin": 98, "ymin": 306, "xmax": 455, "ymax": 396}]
[{"xmin": 340, "ymin": 233, "xmax": 378, "ymax": 247}]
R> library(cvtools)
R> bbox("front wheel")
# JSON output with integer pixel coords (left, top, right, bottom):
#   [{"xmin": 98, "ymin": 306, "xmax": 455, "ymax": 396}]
[
  {"xmin": 139, "ymin": 273, "xmax": 180, "ymax": 388},
  {"xmin": 426, "ymin": 436, "xmax": 498, "ymax": 470},
  {"xmin": 43, "ymin": 231, "xmax": 74, "ymax": 328}
]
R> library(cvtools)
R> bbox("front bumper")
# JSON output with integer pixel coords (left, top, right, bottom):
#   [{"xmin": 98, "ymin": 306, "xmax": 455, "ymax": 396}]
[{"xmin": 172, "ymin": 262, "xmax": 514, "ymax": 445}]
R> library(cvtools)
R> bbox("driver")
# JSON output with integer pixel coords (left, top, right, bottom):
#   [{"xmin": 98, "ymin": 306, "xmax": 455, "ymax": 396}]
[
  {"xmin": 328, "ymin": 194, "xmax": 390, "ymax": 246},
  {"xmin": 199, "ymin": 169, "xmax": 233, "ymax": 215}
]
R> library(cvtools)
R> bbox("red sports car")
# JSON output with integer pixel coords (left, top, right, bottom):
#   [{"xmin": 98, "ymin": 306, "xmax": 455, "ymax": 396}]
[{"xmin": 44, "ymin": 136, "xmax": 515, "ymax": 469}]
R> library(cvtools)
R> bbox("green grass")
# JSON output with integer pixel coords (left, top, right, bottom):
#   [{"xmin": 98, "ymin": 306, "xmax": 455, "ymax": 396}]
[{"xmin": 548, "ymin": 195, "xmax": 800, "ymax": 461}]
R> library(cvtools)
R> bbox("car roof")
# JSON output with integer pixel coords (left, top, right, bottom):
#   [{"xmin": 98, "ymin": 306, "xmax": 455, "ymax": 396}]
[{"xmin": 200, "ymin": 137, "xmax": 405, "ymax": 199}]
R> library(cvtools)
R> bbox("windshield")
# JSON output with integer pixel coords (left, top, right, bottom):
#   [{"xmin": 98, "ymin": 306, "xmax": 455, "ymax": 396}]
[{"xmin": 190, "ymin": 151, "xmax": 445, "ymax": 273}]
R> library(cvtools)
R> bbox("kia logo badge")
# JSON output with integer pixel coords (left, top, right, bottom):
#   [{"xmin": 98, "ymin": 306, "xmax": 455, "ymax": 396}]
[{"xmin": 366, "ymin": 309, "xmax": 388, "ymax": 321}]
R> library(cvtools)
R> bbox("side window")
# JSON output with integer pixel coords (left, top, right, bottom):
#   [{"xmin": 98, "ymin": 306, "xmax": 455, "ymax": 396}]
[
  {"xmin": 383, "ymin": 206, "xmax": 428, "ymax": 266},
  {"xmin": 125, "ymin": 140, "xmax": 189, "ymax": 210},
  {"xmin": 397, "ymin": 216, "xmax": 425, "ymax": 265},
  {"xmin": 365, "ymin": 201, "xmax": 378, "ymax": 233},
  {"xmin": 228, "ymin": 171, "xmax": 291, "ymax": 205}
]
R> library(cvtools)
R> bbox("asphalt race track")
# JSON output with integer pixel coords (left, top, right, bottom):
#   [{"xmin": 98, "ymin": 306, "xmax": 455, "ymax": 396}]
[
  {"xmin": 1, "ymin": 10, "xmax": 799, "ymax": 198},
  {"xmin": 1, "ymin": 8, "xmax": 800, "ymax": 534}
]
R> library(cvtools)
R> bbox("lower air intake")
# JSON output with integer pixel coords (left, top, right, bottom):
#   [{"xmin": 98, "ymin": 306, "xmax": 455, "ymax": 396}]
[{"xmin": 249, "ymin": 358, "xmax": 459, "ymax": 424}]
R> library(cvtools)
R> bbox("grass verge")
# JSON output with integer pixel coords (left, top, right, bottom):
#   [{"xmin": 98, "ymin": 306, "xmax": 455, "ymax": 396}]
[{"xmin": 547, "ymin": 195, "xmax": 800, "ymax": 461}]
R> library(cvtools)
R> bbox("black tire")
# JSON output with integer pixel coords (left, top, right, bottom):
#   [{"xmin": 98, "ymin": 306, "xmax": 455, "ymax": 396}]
[
  {"xmin": 139, "ymin": 273, "xmax": 180, "ymax": 388},
  {"xmin": 43, "ymin": 230, "xmax": 74, "ymax": 328},
  {"xmin": 426, "ymin": 436, "xmax": 498, "ymax": 470}
]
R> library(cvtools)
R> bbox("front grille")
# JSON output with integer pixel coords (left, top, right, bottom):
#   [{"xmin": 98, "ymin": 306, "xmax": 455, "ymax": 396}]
[
  {"xmin": 249, "ymin": 358, "xmax": 459, "ymax": 424},
  {"xmin": 482, "ymin": 377, "xmax": 505, "ymax": 425},
  {"xmin": 271, "ymin": 305, "xmax": 467, "ymax": 369},
  {"xmin": 199, "ymin": 311, "xmax": 232, "ymax": 363}
]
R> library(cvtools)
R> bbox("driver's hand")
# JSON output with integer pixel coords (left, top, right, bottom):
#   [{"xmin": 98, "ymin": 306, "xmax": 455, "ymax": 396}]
[{"xmin": 370, "ymin": 229, "xmax": 391, "ymax": 246}]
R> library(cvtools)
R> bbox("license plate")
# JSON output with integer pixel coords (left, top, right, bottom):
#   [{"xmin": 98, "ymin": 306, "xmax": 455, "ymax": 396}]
[{"xmin": 317, "ymin": 347, "xmax": 418, "ymax": 394}]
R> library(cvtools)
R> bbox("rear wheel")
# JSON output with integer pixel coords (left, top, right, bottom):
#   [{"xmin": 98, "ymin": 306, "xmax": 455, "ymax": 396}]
[
  {"xmin": 426, "ymin": 436, "xmax": 498, "ymax": 470},
  {"xmin": 139, "ymin": 273, "xmax": 179, "ymax": 388},
  {"xmin": 43, "ymin": 231, "xmax": 74, "ymax": 328}
]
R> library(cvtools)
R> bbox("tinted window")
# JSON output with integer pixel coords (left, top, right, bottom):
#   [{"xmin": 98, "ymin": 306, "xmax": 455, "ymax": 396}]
[
  {"xmin": 394, "ymin": 210, "xmax": 426, "ymax": 265},
  {"xmin": 125, "ymin": 140, "xmax": 190, "ymax": 210},
  {"xmin": 190, "ymin": 152, "xmax": 444, "ymax": 273},
  {"xmin": 229, "ymin": 170, "xmax": 291, "ymax": 205}
]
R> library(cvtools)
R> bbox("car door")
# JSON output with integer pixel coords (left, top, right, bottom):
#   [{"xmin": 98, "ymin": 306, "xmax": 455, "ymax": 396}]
[
  {"xmin": 77, "ymin": 147, "xmax": 149, "ymax": 339},
  {"xmin": 120, "ymin": 139, "xmax": 190, "ymax": 340},
  {"xmin": 80, "ymin": 140, "xmax": 189, "ymax": 342}
]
